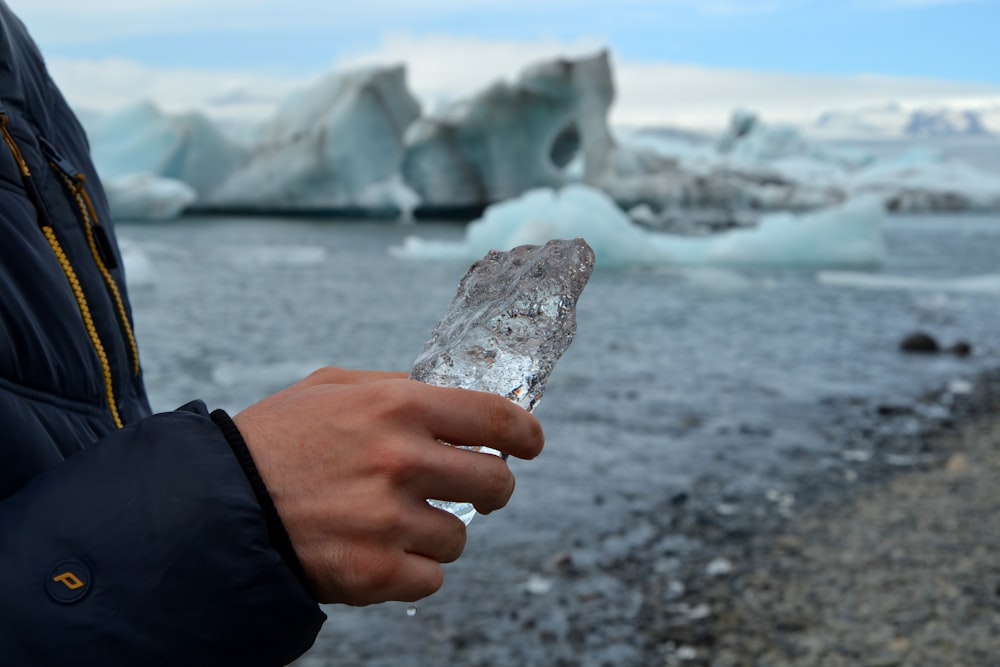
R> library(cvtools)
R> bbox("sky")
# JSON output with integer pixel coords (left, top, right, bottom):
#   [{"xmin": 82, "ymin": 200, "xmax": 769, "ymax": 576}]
[{"xmin": 7, "ymin": 0, "xmax": 1000, "ymax": 129}]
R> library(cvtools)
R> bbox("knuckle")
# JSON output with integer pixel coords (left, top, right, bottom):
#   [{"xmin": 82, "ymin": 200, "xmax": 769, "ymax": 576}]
[
  {"xmin": 305, "ymin": 366, "xmax": 341, "ymax": 384},
  {"xmin": 366, "ymin": 380, "xmax": 419, "ymax": 424},
  {"xmin": 483, "ymin": 398, "xmax": 517, "ymax": 439},
  {"xmin": 369, "ymin": 438, "xmax": 421, "ymax": 485},
  {"xmin": 360, "ymin": 555, "xmax": 402, "ymax": 595},
  {"xmin": 340, "ymin": 550, "xmax": 401, "ymax": 603},
  {"xmin": 363, "ymin": 497, "xmax": 408, "ymax": 535}
]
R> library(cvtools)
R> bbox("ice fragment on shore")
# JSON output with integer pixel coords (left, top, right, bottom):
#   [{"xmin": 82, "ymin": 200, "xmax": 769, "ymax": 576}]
[
  {"xmin": 705, "ymin": 557, "xmax": 733, "ymax": 577},
  {"xmin": 410, "ymin": 238, "xmax": 595, "ymax": 523}
]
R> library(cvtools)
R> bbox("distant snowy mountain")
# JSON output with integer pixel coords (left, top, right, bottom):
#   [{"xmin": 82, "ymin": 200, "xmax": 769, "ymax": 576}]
[{"xmin": 809, "ymin": 103, "xmax": 1000, "ymax": 139}]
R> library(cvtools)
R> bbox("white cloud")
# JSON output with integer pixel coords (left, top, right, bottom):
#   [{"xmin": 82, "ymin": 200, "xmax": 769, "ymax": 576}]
[
  {"xmin": 46, "ymin": 57, "xmax": 309, "ymax": 118},
  {"xmin": 45, "ymin": 34, "xmax": 1000, "ymax": 131},
  {"xmin": 613, "ymin": 63, "xmax": 1000, "ymax": 128},
  {"xmin": 340, "ymin": 34, "xmax": 1000, "ymax": 128},
  {"xmin": 336, "ymin": 33, "xmax": 608, "ymax": 111}
]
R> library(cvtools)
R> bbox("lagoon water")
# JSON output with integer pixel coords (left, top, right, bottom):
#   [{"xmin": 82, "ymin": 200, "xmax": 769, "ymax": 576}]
[{"xmin": 120, "ymin": 213, "xmax": 999, "ymax": 663}]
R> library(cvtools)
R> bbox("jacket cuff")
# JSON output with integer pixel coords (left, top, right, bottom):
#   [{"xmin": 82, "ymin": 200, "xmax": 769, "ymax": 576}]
[{"xmin": 210, "ymin": 409, "xmax": 312, "ymax": 594}]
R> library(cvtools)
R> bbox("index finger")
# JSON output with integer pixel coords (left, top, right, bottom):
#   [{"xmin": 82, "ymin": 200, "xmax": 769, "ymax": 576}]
[{"xmin": 408, "ymin": 382, "xmax": 545, "ymax": 460}]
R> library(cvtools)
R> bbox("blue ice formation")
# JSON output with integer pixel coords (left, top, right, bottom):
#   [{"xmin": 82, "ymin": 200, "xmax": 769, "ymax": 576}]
[
  {"xmin": 77, "ymin": 53, "xmax": 1000, "ymax": 221},
  {"xmin": 390, "ymin": 184, "xmax": 886, "ymax": 270}
]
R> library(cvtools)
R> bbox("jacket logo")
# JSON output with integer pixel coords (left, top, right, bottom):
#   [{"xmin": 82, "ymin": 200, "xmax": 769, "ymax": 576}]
[
  {"xmin": 52, "ymin": 571, "xmax": 85, "ymax": 590},
  {"xmin": 47, "ymin": 560, "xmax": 92, "ymax": 603}
]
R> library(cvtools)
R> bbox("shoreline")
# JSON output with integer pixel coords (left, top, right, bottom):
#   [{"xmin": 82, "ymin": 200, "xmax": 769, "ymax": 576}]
[{"xmin": 640, "ymin": 367, "xmax": 1000, "ymax": 666}]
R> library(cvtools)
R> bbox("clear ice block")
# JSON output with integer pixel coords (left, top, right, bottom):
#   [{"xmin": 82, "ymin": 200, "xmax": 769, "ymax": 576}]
[{"xmin": 409, "ymin": 238, "xmax": 595, "ymax": 524}]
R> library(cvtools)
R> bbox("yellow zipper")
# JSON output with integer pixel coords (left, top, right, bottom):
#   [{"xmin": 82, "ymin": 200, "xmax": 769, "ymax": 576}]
[
  {"xmin": 1, "ymin": 114, "xmax": 125, "ymax": 429},
  {"xmin": 55, "ymin": 171, "xmax": 141, "ymax": 377}
]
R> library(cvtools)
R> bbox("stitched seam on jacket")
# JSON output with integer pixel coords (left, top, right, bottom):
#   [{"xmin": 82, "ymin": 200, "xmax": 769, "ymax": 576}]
[{"xmin": 0, "ymin": 375, "xmax": 112, "ymax": 420}]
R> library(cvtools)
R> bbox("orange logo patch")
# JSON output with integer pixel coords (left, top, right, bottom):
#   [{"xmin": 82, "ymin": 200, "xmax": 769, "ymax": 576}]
[{"xmin": 52, "ymin": 571, "xmax": 85, "ymax": 591}]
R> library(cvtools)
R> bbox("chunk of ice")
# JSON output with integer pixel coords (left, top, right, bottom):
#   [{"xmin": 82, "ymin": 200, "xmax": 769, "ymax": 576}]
[{"xmin": 410, "ymin": 238, "xmax": 595, "ymax": 523}]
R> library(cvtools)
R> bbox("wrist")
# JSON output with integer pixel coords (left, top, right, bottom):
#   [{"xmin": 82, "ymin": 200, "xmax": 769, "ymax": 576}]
[{"xmin": 210, "ymin": 408, "xmax": 312, "ymax": 595}]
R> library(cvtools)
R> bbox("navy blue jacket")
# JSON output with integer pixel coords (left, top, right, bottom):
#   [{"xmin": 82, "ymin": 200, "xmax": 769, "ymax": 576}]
[{"xmin": 0, "ymin": 4, "xmax": 326, "ymax": 663}]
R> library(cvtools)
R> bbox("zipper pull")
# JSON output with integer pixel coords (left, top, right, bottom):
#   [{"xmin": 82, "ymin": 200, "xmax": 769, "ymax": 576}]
[
  {"xmin": 39, "ymin": 135, "xmax": 120, "ymax": 269},
  {"xmin": 38, "ymin": 135, "xmax": 82, "ymax": 180},
  {"xmin": 91, "ymin": 224, "xmax": 119, "ymax": 270}
]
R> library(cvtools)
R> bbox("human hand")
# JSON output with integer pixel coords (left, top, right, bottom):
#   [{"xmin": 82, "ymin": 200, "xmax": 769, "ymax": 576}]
[{"xmin": 232, "ymin": 367, "xmax": 544, "ymax": 606}]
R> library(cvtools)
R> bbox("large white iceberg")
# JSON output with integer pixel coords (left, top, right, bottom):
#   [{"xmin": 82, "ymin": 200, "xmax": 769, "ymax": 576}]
[
  {"xmin": 84, "ymin": 102, "xmax": 247, "ymax": 199},
  {"xmin": 208, "ymin": 66, "xmax": 421, "ymax": 217},
  {"xmin": 401, "ymin": 51, "xmax": 615, "ymax": 207},
  {"xmin": 391, "ymin": 184, "xmax": 886, "ymax": 270}
]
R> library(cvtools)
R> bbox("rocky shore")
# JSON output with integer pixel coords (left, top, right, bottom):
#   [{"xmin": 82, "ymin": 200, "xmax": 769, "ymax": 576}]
[
  {"xmin": 705, "ymin": 411, "xmax": 1000, "ymax": 667},
  {"xmin": 639, "ymin": 369, "xmax": 1000, "ymax": 667}
]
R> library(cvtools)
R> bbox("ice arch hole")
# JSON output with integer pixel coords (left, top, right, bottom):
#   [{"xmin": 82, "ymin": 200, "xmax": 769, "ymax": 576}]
[{"xmin": 549, "ymin": 123, "xmax": 581, "ymax": 170}]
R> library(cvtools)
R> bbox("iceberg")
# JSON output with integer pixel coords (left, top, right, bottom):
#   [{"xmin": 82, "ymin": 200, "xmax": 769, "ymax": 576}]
[
  {"xmin": 208, "ymin": 66, "xmax": 421, "ymax": 217},
  {"xmin": 103, "ymin": 173, "xmax": 197, "ymax": 221},
  {"xmin": 390, "ymin": 184, "xmax": 886, "ymax": 270},
  {"xmin": 818, "ymin": 271, "xmax": 1000, "ymax": 295},
  {"xmin": 401, "ymin": 51, "xmax": 615, "ymax": 207},
  {"xmin": 84, "ymin": 102, "xmax": 247, "ymax": 199},
  {"xmin": 845, "ymin": 148, "xmax": 1000, "ymax": 211},
  {"xmin": 606, "ymin": 111, "xmax": 1000, "ymax": 216},
  {"xmin": 76, "ymin": 53, "xmax": 1000, "ymax": 219}
]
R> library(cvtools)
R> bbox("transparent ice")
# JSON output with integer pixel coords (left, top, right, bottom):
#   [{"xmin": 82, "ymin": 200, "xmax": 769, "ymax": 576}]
[{"xmin": 410, "ymin": 238, "xmax": 595, "ymax": 524}]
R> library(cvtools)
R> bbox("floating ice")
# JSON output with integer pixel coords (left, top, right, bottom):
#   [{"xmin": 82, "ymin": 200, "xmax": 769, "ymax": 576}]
[
  {"xmin": 818, "ymin": 271, "xmax": 1000, "ymax": 295},
  {"xmin": 846, "ymin": 149, "xmax": 1000, "ymax": 211},
  {"xmin": 223, "ymin": 245, "xmax": 328, "ymax": 269},
  {"xmin": 209, "ymin": 66, "xmax": 421, "ymax": 216},
  {"xmin": 103, "ymin": 173, "xmax": 197, "ymax": 221},
  {"xmin": 392, "ymin": 185, "xmax": 886, "ymax": 270},
  {"xmin": 410, "ymin": 238, "xmax": 595, "ymax": 524},
  {"xmin": 119, "ymin": 239, "xmax": 156, "ymax": 288}
]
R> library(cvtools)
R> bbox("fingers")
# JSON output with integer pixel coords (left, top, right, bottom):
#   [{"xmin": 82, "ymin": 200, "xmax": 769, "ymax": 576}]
[
  {"xmin": 309, "ymin": 502, "xmax": 465, "ymax": 605},
  {"xmin": 317, "ymin": 547, "xmax": 447, "ymax": 606},
  {"xmin": 404, "ymin": 502, "xmax": 468, "ymax": 563},
  {"xmin": 295, "ymin": 369, "xmax": 545, "ymax": 462},
  {"xmin": 407, "ymin": 383, "xmax": 545, "ymax": 461},
  {"xmin": 408, "ymin": 444, "xmax": 516, "ymax": 515}
]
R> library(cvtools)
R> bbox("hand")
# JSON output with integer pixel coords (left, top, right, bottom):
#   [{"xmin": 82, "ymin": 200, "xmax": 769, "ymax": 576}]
[{"xmin": 233, "ymin": 367, "xmax": 544, "ymax": 606}]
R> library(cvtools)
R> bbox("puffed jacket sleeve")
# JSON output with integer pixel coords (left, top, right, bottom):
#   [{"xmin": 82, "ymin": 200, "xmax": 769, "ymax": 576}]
[{"xmin": 0, "ymin": 401, "xmax": 327, "ymax": 666}]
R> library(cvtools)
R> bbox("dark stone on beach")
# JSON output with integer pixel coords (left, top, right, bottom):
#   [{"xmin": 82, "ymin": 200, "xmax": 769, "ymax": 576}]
[
  {"xmin": 900, "ymin": 332, "xmax": 940, "ymax": 353},
  {"xmin": 949, "ymin": 340, "xmax": 972, "ymax": 357},
  {"xmin": 878, "ymin": 404, "xmax": 913, "ymax": 417}
]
